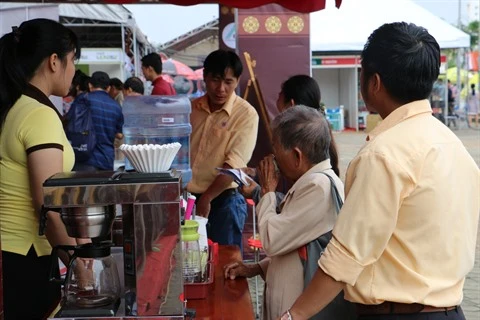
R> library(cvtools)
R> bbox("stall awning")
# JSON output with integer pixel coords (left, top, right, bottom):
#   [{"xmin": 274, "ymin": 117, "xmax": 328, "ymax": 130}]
[
  {"xmin": 311, "ymin": 0, "xmax": 470, "ymax": 51},
  {"xmin": 5, "ymin": 0, "xmax": 342, "ymax": 13}
]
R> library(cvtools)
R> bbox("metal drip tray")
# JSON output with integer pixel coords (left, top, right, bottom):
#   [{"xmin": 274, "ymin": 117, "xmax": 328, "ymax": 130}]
[{"xmin": 56, "ymin": 297, "xmax": 120, "ymax": 318}]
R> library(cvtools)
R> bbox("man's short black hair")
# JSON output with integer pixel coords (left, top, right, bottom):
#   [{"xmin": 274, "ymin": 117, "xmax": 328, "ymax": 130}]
[
  {"xmin": 141, "ymin": 53, "xmax": 163, "ymax": 74},
  {"xmin": 203, "ymin": 49, "xmax": 243, "ymax": 79},
  {"xmin": 361, "ymin": 22, "xmax": 440, "ymax": 105},
  {"xmin": 124, "ymin": 76, "xmax": 144, "ymax": 95},
  {"xmin": 110, "ymin": 78, "xmax": 123, "ymax": 90},
  {"xmin": 78, "ymin": 74, "xmax": 90, "ymax": 93},
  {"xmin": 69, "ymin": 69, "xmax": 89, "ymax": 96},
  {"xmin": 90, "ymin": 71, "xmax": 110, "ymax": 90}
]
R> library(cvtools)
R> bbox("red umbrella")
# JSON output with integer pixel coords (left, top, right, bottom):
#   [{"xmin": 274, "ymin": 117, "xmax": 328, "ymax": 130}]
[
  {"xmin": 194, "ymin": 68, "xmax": 204, "ymax": 80},
  {"xmin": 161, "ymin": 58, "xmax": 198, "ymax": 80}
]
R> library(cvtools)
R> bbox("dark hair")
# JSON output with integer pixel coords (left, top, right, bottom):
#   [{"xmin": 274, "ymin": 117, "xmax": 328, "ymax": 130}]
[
  {"xmin": 203, "ymin": 49, "xmax": 243, "ymax": 79},
  {"xmin": 141, "ymin": 53, "xmax": 163, "ymax": 74},
  {"xmin": 0, "ymin": 18, "xmax": 80, "ymax": 129},
  {"xmin": 110, "ymin": 78, "xmax": 124, "ymax": 90},
  {"xmin": 361, "ymin": 22, "xmax": 440, "ymax": 105},
  {"xmin": 124, "ymin": 76, "xmax": 144, "ymax": 95},
  {"xmin": 89, "ymin": 71, "xmax": 110, "ymax": 90},
  {"xmin": 78, "ymin": 75, "xmax": 90, "ymax": 93},
  {"xmin": 272, "ymin": 106, "xmax": 331, "ymax": 165},
  {"xmin": 282, "ymin": 75, "xmax": 322, "ymax": 109},
  {"xmin": 471, "ymin": 83, "xmax": 476, "ymax": 96},
  {"xmin": 280, "ymin": 75, "xmax": 340, "ymax": 176},
  {"xmin": 69, "ymin": 70, "xmax": 89, "ymax": 96}
]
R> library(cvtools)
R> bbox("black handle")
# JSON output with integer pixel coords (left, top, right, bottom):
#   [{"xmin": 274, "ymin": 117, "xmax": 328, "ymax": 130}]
[
  {"xmin": 38, "ymin": 205, "xmax": 48, "ymax": 236},
  {"xmin": 38, "ymin": 206, "xmax": 61, "ymax": 236},
  {"xmin": 49, "ymin": 245, "xmax": 76, "ymax": 284}
]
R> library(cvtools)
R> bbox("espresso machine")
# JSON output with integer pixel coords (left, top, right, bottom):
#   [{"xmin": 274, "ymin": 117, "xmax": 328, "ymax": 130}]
[{"xmin": 42, "ymin": 170, "xmax": 185, "ymax": 319}]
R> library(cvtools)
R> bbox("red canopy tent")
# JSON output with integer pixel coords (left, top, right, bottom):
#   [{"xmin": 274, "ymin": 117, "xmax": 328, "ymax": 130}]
[{"xmin": 9, "ymin": 0, "xmax": 342, "ymax": 13}]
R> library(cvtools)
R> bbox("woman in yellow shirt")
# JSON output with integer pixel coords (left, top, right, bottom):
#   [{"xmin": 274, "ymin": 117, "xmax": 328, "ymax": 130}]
[{"xmin": 0, "ymin": 19, "xmax": 83, "ymax": 319}]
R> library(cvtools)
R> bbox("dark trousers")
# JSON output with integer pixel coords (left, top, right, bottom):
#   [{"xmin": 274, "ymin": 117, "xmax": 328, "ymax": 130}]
[
  {"xmin": 358, "ymin": 307, "xmax": 465, "ymax": 320},
  {"xmin": 2, "ymin": 247, "xmax": 60, "ymax": 320},
  {"xmin": 197, "ymin": 189, "xmax": 247, "ymax": 249}
]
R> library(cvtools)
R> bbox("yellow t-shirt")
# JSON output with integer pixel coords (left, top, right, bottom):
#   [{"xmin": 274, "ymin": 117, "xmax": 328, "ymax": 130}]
[{"xmin": 0, "ymin": 95, "xmax": 74, "ymax": 256}]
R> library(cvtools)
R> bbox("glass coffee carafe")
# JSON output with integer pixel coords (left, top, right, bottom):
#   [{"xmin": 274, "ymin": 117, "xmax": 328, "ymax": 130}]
[{"xmin": 50, "ymin": 242, "xmax": 121, "ymax": 311}]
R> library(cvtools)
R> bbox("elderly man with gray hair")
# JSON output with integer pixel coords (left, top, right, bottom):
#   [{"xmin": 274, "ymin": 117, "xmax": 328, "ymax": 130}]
[{"xmin": 224, "ymin": 106, "xmax": 353, "ymax": 320}]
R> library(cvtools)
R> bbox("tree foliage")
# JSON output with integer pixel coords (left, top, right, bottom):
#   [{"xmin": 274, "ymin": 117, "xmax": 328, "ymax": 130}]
[{"xmin": 461, "ymin": 20, "xmax": 479, "ymax": 49}]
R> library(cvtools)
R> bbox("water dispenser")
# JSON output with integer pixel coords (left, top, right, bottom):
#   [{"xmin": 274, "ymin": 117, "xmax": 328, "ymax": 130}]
[{"xmin": 122, "ymin": 96, "xmax": 192, "ymax": 185}]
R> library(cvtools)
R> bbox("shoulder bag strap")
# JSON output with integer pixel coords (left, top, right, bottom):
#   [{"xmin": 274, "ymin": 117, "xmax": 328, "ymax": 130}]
[{"xmin": 318, "ymin": 172, "xmax": 343, "ymax": 214}]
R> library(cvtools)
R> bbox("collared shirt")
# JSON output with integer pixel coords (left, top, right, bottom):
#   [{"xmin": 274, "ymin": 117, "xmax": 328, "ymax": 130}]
[
  {"xmin": 151, "ymin": 76, "xmax": 176, "ymax": 96},
  {"xmin": 114, "ymin": 91, "xmax": 124, "ymax": 106},
  {"xmin": 187, "ymin": 93, "xmax": 259, "ymax": 194},
  {"xmin": 256, "ymin": 160, "xmax": 344, "ymax": 319},
  {"xmin": 0, "ymin": 86, "xmax": 74, "ymax": 257},
  {"xmin": 319, "ymin": 100, "xmax": 480, "ymax": 307},
  {"xmin": 82, "ymin": 90, "xmax": 124, "ymax": 170}
]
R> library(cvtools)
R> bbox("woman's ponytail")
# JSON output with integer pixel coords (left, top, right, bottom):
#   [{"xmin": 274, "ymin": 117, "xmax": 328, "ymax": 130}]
[
  {"xmin": 0, "ymin": 30, "xmax": 26, "ymax": 129},
  {"xmin": 0, "ymin": 19, "xmax": 80, "ymax": 131},
  {"xmin": 328, "ymin": 127, "xmax": 340, "ymax": 177}
]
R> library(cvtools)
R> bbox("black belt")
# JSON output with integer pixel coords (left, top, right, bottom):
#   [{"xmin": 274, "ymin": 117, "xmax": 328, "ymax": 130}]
[
  {"xmin": 193, "ymin": 188, "xmax": 237, "ymax": 203},
  {"xmin": 356, "ymin": 302, "xmax": 458, "ymax": 315}
]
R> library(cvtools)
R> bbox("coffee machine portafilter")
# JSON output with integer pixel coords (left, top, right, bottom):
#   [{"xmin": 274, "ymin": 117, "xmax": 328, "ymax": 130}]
[{"xmin": 42, "ymin": 171, "xmax": 185, "ymax": 319}]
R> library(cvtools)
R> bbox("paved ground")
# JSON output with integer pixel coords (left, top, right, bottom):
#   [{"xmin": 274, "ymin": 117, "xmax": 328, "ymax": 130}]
[{"xmin": 248, "ymin": 126, "xmax": 480, "ymax": 319}]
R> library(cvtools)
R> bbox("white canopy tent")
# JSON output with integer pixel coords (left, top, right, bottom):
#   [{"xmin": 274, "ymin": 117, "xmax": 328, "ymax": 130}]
[
  {"xmin": 0, "ymin": 3, "xmax": 151, "ymax": 80},
  {"xmin": 309, "ymin": 0, "xmax": 469, "ymax": 131},
  {"xmin": 310, "ymin": 0, "xmax": 470, "ymax": 51},
  {"xmin": 0, "ymin": 3, "xmax": 149, "ymax": 45}
]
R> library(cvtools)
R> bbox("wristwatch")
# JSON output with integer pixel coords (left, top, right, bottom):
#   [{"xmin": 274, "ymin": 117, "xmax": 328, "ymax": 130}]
[{"xmin": 280, "ymin": 309, "xmax": 293, "ymax": 320}]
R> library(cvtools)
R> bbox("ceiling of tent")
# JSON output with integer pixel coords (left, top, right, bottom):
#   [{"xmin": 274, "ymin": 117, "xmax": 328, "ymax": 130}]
[
  {"xmin": 2, "ymin": 0, "xmax": 342, "ymax": 13},
  {"xmin": 0, "ymin": 3, "xmax": 149, "ymax": 46}
]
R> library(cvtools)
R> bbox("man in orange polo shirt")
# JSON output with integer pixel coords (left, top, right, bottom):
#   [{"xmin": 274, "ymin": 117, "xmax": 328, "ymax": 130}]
[
  {"xmin": 280, "ymin": 22, "xmax": 479, "ymax": 320},
  {"xmin": 187, "ymin": 50, "xmax": 259, "ymax": 248}
]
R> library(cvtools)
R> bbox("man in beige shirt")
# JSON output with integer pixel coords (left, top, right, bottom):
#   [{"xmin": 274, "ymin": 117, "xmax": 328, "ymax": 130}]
[
  {"xmin": 187, "ymin": 49, "xmax": 259, "ymax": 248},
  {"xmin": 281, "ymin": 23, "xmax": 480, "ymax": 320}
]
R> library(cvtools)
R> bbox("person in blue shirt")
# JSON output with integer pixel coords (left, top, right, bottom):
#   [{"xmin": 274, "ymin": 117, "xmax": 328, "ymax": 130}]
[{"xmin": 73, "ymin": 71, "xmax": 124, "ymax": 171}]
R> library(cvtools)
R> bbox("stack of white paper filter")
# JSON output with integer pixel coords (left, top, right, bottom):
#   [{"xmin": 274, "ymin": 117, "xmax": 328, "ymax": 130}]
[{"xmin": 119, "ymin": 143, "xmax": 181, "ymax": 173}]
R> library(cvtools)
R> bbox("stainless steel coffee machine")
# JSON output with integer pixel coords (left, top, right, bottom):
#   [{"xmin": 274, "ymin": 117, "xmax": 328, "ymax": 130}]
[{"xmin": 42, "ymin": 171, "xmax": 184, "ymax": 319}]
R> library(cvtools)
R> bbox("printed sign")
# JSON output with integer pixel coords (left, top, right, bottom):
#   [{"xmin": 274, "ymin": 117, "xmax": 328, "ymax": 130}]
[
  {"xmin": 222, "ymin": 23, "xmax": 236, "ymax": 49},
  {"xmin": 312, "ymin": 57, "xmax": 359, "ymax": 66},
  {"xmin": 161, "ymin": 117, "xmax": 175, "ymax": 124},
  {"xmin": 79, "ymin": 49, "xmax": 122, "ymax": 64}
]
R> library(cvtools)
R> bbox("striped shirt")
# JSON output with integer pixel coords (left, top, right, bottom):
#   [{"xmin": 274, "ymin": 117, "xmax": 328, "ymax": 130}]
[{"xmin": 81, "ymin": 90, "xmax": 124, "ymax": 170}]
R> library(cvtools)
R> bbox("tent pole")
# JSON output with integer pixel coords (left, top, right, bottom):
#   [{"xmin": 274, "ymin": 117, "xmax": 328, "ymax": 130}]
[
  {"xmin": 121, "ymin": 23, "xmax": 126, "ymax": 81},
  {"xmin": 133, "ymin": 26, "xmax": 138, "ymax": 77},
  {"xmin": 478, "ymin": 19, "xmax": 480, "ymax": 87},
  {"xmin": 456, "ymin": 0, "xmax": 462, "ymax": 109}
]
